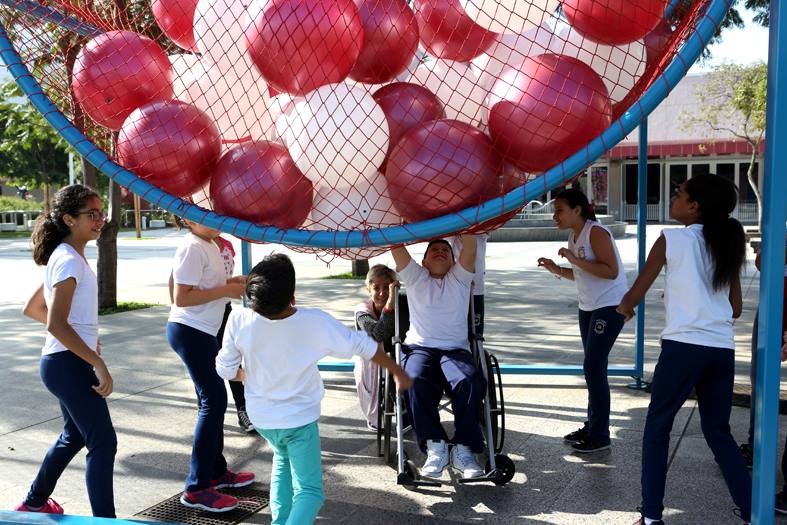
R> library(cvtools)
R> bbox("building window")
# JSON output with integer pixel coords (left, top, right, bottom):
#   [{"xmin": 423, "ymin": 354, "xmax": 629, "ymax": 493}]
[
  {"xmin": 590, "ymin": 166, "xmax": 608, "ymax": 213},
  {"xmin": 624, "ymin": 163, "xmax": 661, "ymax": 205}
]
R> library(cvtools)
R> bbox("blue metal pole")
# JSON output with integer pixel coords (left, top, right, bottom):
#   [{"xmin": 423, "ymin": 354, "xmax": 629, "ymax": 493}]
[
  {"xmin": 752, "ymin": 0, "xmax": 787, "ymax": 522},
  {"xmin": 630, "ymin": 119, "xmax": 648, "ymax": 389},
  {"xmin": 241, "ymin": 240, "xmax": 252, "ymax": 307}
]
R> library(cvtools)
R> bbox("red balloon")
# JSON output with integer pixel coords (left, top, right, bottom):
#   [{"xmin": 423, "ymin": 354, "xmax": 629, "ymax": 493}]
[
  {"xmin": 211, "ymin": 142, "xmax": 313, "ymax": 228},
  {"xmin": 384, "ymin": 119, "xmax": 502, "ymax": 223},
  {"xmin": 414, "ymin": 0, "xmax": 496, "ymax": 62},
  {"xmin": 372, "ymin": 82, "xmax": 445, "ymax": 163},
  {"xmin": 488, "ymin": 54, "xmax": 611, "ymax": 173},
  {"xmin": 152, "ymin": 0, "xmax": 199, "ymax": 51},
  {"xmin": 72, "ymin": 31, "xmax": 173, "ymax": 130},
  {"xmin": 245, "ymin": 0, "xmax": 364, "ymax": 96},
  {"xmin": 563, "ymin": 0, "xmax": 668, "ymax": 46},
  {"xmin": 117, "ymin": 100, "xmax": 221, "ymax": 197},
  {"xmin": 349, "ymin": 0, "xmax": 419, "ymax": 84},
  {"xmin": 643, "ymin": 19, "xmax": 674, "ymax": 67}
]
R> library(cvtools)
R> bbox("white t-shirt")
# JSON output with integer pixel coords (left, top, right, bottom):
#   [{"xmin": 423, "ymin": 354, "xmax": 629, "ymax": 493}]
[
  {"xmin": 661, "ymin": 224, "xmax": 735, "ymax": 349},
  {"xmin": 399, "ymin": 260, "xmax": 474, "ymax": 351},
  {"xmin": 567, "ymin": 220, "xmax": 628, "ymax": 311},
  {"xmin": 448, "ymin": 234, "xmax": 487, "ymax": 295},
  {"xmin": 216, "ymin": 307, "xmax": 378, "ymax": 429},
  {"xmin": 41, "ymin": 243, "xmax": 98, "ymax": 356},
  {"xmin": 168, "ymin": 232, "xmax": 227, "ymax": 336}
]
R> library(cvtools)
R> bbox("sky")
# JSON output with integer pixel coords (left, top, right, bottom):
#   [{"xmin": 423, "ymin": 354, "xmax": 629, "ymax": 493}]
[{"xmin": 0, "ymin": 7, "xmax": 772, "ymax": 86}]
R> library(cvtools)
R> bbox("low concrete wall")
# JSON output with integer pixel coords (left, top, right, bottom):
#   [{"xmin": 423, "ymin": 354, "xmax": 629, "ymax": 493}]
[{"xmin": 489, "ymin": 215, "xmax": 628, "ymax": 242}]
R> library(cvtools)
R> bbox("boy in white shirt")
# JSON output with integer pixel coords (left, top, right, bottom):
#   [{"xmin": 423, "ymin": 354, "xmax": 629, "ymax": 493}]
[
  {"xmin": 391, "ymin": 235, "xmax": 486, "ymax": 480},
  {"xmin": 216, "ymin": 254, "xmax": 411, "ymax": 525}
]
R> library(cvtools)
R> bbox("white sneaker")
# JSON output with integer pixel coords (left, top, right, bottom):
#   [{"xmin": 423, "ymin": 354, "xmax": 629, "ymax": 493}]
[
  {"xmin": 420, "ymin": 440, "xmax": 449, "ymax": 478},
  {"xmin": 450, "ymin": 444, "xmax": 484, "ymax": 479}
]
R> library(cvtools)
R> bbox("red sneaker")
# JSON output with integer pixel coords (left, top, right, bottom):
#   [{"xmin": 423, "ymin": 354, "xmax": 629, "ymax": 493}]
[
  {"xmin": 14, "ymin": 498, "xmax": 64, "ymax": 514},
  {"xmin": 180, "ymin": 488, "xmax": 238, "ymax": 513},
  {"xmin": 211, "ymin": 469, "xmax": 255, "ymax": 489}
]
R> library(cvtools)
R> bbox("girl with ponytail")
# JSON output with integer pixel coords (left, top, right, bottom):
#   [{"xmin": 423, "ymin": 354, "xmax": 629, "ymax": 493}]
[
  {"xmin": 15, "ymin": 184, "xmax": 117, "ymax": 518},
  {"xmin": 618, "ymin": 174, "xmax": 751, "ymax": 525}
]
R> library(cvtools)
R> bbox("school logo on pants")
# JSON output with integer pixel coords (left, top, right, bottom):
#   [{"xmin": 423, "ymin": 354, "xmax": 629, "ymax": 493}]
[{"xmin": 594, "ymin": 319, "xmax": 607, "ymax": 335}]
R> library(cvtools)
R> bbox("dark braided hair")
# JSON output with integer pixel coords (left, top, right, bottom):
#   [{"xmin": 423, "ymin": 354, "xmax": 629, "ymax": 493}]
[
  {"xmin": 684, "ymin": 174, "xmax": 746, "ymax": 291},
  {"xmin": 31, "ymin": 184, "xmax": 99, "ymax": 265}
]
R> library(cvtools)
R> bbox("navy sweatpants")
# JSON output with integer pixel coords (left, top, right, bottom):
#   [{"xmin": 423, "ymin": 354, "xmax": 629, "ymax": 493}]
[
  {"xmin": 26, "ymin": 351, "xmax": 117, "ymax": 517},
  {"xmin": 641, "ymin": 339, "xmax": 752, "ymax": 521},
  {"xmin": 168, "ymin": 321, "xmax": 228, "ymax": 493},
  {"xmin": 577, "ymin": 306, "xmax": 625, "ymax": 443},
  {"xmin": 401, "ymin": 345, "xmax": 485, "ymax": 453}
]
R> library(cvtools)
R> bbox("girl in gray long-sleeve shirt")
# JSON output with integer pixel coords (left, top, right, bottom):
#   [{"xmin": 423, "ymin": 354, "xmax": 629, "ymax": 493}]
[{"xmin": 353, "ymin": 264, "xmax": 398, "ymax": 430}]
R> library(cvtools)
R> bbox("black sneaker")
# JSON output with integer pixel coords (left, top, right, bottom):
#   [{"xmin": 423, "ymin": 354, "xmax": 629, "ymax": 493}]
[
  {"xmin": 739, "ymin": 443, "xmax": 753, "ymax": 469},
  {"xmin": 237, "ymin": 410, "xmax": 255, "ymax": 433},
  {"xmin": 776, "ymin": 491, "xmax": 787, "ymax": 515},
  {"xmin": 563, "ymin": 426, "xmax": 588, "ymax": 444},
  {"xmin": 571, "ymin": 438, "xmax": 611, "ymax": 454}
]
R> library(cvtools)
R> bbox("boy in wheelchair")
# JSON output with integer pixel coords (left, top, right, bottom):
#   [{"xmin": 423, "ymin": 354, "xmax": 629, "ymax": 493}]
[{"xmin": 391, "ymin": 235, "xmax": 486, "ymax": 480}]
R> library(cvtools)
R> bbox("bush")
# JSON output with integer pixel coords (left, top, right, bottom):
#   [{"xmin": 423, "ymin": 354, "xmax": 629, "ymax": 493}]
[{"xmin": 0, "ymin": 195, "xmax": 44, "ymax": 211}]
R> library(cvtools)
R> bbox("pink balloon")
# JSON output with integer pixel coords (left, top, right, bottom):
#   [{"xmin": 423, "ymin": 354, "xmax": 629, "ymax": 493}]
[
  {"xmin": 117, "ymin": 100, "xmax": 221, "ymax": 197},
  {"xmin": 384, "ymin": 119, "xmax": 501, "ymax": 223},
  {"xmin": 152, "ymin": 0, "xmax": 199, "ymax": 51},
  {"xmin": 488, "ymin": 54, "xmax": 611, "ymax": 173},
  {"xmin": 643, "ymin": 19, "xmax": 674, "ymax": 67},
  {"xmin": 211, "ymin": 141, "xmax": 313, "ymax": 228},
  {"xmin": 72, "ymin": 31, "xmax": 173, "ymax": 130},
  {"xmin": 563, "ymin": 0, "xmax": 668, "ymax": 46},
  {"xmin": 372, "ymin": 82, "xmax": 445, "ymax": 163},
  {"xmin": 349, "ymin": 0, "xmax": 419, "ymax": 84},
  {"xmin": 245, "ymin": 0, "xmax": 364, "ymax": 96},
  {"xmin": 414, "ymin": 0, "xmax": 496, "ymax": 62}
]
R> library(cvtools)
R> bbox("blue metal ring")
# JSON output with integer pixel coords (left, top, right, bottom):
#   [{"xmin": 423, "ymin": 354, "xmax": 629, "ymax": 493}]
[{"xmin": 0, "ymin": 0, "xmax": 731, "ymax": 248}]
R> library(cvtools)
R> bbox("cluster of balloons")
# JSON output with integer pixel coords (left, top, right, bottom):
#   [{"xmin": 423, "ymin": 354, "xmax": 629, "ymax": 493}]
[{"xmin": 70, "ymin": 0, "xmax": 670, "ymax": 233}]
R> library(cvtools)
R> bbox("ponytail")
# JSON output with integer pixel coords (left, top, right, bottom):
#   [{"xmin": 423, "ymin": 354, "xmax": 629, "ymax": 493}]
[
  {"xmin": 31, "ymin": 184, "xmax": 100, "ymax": 266},
  {"xmin": 555, "ymin": 188, "xmax": 597, "ymax": 221},
  {"xmin": 684, "ymin": 174, "xmax": 745, "ymax": 290}
]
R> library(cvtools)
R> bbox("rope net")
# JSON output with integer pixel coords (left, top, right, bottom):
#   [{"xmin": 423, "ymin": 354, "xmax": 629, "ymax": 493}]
[{"xmin": 1, "ymin": 0, "xmax": 711, "ymax": 258}]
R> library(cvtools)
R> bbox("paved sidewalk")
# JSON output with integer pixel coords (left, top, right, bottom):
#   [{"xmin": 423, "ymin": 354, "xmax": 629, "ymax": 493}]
[{"xmin": 1, "ymin": 227, "xmax": 785, "ymax": 524}]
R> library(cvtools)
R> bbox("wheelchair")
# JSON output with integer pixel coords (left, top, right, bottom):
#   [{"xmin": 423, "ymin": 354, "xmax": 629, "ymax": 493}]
[{"xmin": 375, "ymin": 288, "xmax": 515, "ymax": 487}]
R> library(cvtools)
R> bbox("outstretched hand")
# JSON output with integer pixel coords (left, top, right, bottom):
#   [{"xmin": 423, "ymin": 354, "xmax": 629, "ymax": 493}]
[{"xmin": 537, "ymin": 257, "xmax": 560, "ymax": 275}]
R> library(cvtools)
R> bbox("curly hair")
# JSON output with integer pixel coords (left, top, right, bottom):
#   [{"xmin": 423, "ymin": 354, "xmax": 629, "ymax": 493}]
[{"xmin": 31, "ymin": 184, "xmax": 100, "ymax": 265}]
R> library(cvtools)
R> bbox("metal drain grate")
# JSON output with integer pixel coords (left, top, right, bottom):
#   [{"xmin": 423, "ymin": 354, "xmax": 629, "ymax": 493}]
[{"xmin": 135, "ymin": 484, "xmax": 269, "ymax": 525}]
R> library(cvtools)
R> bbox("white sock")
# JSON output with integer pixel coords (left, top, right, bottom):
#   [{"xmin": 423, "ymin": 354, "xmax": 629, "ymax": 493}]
[{"xmin": 644, "ymin": 519, "xmax": 660, "ymax": 525}]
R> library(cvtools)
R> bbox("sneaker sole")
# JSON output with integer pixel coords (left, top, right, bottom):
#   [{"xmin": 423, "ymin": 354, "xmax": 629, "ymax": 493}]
[
  {"xmin": 179, "ymin": 496, "xmax": 238, "ymax": 513},
  {"xmin": 572, "ymin": 444, "xmax": 611, "ymax": 454},
  {"xmin": 777, "ymin": 507, "xmax": 787, "ymax": 515},
  {"xmin": 420, "ymin": 465, "xmax": 449, "ymax": 480},
  {"xmin": 213, "ymin": 478, "xmax": 255, "ymax": 489},
  {"xmin": 451, "ymin": 465, "xmax": 484, "ymax": 479}
]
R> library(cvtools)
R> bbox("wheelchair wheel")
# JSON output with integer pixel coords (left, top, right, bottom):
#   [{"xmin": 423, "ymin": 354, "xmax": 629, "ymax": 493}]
[
  {"xmin": 376, "ymin": 365, "xmax": 386, "ymax": 458},
  {"xmin": 486, "ymin": 454, "xmax": 515, "ymax": 486},
  {"xmin": 486, "ymin": 352, "xmax": 506, "ymax": 454},
  {"xmin": 382, "ymin": 370, "xmax": 395, "ymax": 466}
]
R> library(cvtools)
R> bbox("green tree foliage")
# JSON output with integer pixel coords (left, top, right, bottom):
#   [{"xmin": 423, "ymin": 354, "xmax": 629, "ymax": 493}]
[
  {"xmin": 0, "ymin": 82, "xmax": 71, "ymax": 205},
  {"xmin": 683, "ymin": 62, "xmax": 767, "ymax": 229}
]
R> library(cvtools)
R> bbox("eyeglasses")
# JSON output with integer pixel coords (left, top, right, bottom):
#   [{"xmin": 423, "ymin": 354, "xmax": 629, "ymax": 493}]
[{"xmin": 74, "ymin": 209, "xmax": 106, "ymax": 222}]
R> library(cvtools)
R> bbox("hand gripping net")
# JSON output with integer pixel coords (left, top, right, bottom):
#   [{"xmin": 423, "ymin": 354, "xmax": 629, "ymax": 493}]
[{"xmin": 0, "ymin": 0, "xmax": 725, "ymax": 258}]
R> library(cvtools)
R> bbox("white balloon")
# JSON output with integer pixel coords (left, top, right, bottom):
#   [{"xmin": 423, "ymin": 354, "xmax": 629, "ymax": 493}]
[
  {"xmin": 190, "ymin": 181, "xmax": 213, "ymax": 210},
  {"xmin": 409, "ymin": 59, "xmax": 487, "ymax": 128},
  {"xmin": 263, "ymin": 93, "xmax": 298, "ymax": 141},
  {"xmin": 193, "ymin": 0, "xmax": 256, "ymax": 78},
  {"xmin": 169, "ymin": 54, "xmax": 204, "ymax": 95},
  {"xmin": 175, "ymin": 63, "xmax": 273, "ymax": 143},
  {"xmin": 459, "ymin": 0, "xmax": 559, "ymax": 35},
  {"xmin": 275, "ymin": 83, "xmax": 389, "ymax": 189},
  {"xmin": 308, "ymin": 174, "xmax": 400, "ymax": 231},
  {"xmin": 551, "ymin": 22, "xmax": 646, "ymax": 103},
  {"xmin": 471, "ymin": 22, "xmax": 556, "ymax": 90}
]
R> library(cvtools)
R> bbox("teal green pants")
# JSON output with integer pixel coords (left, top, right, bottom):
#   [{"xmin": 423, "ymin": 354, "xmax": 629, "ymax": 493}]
[{"xmin": 257, "ymin": 421, "xmax": 324, "ymax": 525}]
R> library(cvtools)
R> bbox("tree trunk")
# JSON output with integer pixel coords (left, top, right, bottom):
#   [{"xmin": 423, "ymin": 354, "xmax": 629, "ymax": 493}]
[
  {"xmin": 746, "ymin": 147, "xmax": 764, "ymax": 232},
  {"xmin": 97, "ymin": 179, "xmax": 121, "ymax": 309},
  {"xmin": 352, "ymin": 259, "xmax": 370, "ymax": 278},
  {"xmin": 82, "ymin": 157, "xmax": 98, "ymax": 189},
  {"xmin": 43, "ymin": 183, "xmax": 51, "ymax": 211}
]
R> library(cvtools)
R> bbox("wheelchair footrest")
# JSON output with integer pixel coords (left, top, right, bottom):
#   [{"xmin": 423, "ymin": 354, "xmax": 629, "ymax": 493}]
[
  {"xmin": 456, "ymin": 469, "xmax": 508, "ymax": 485},
  {"xmin": 397, "ymin": 472, "xmax": 442, "ymax": 487}
]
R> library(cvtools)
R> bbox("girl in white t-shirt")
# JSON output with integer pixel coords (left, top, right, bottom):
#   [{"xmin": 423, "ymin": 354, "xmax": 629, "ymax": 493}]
[
  {"xmin": 15, "ymin": 185, "xmax": 116, "ymax": 517},
  {"xmin": 537, "ymin": 188, "xmax": 627, "ymax": 453},
  {"xmin": 618, "ymin": 174, "xmax": 751, "ymax": 525},
  {"xmin": 167, "ymin": 219, "xmax": 253, "ymax": 512}
]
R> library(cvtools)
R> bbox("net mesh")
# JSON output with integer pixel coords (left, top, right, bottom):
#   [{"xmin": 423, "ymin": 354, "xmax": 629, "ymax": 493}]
[{"xmin": 1, "ymin": 0, "xmax": 712, "ymax": 258}]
